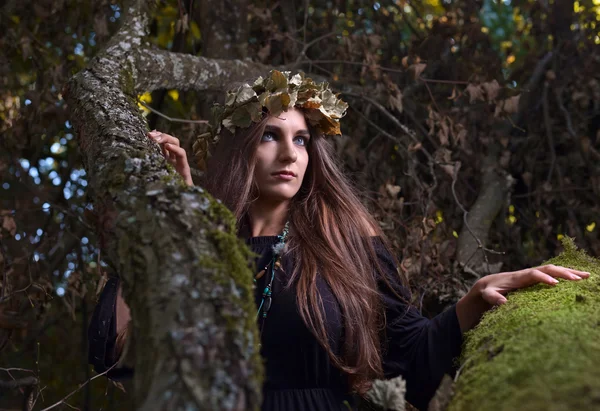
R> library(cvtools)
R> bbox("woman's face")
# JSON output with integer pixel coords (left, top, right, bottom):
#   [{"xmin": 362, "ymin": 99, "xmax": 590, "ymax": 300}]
[{"xmin": 253, "ymin": 108, "xmax": 310, "ymax": 204}]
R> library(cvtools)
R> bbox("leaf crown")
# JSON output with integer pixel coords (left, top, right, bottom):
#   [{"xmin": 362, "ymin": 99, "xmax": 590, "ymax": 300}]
[{"xmin": 192, "ymin": 70, "xmax": 348, "ymax": 170}]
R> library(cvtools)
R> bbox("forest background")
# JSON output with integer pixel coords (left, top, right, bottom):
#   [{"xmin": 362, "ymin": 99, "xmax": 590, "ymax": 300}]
[{"xmin": 1, "ymin": 0, "xmax": 599, "ymax": 409}]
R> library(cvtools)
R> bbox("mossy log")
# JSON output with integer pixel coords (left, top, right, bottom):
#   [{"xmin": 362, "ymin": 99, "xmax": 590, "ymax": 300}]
[{"xmin": 449, "ymin": 238, "xmax": 600, "ymax": 411}]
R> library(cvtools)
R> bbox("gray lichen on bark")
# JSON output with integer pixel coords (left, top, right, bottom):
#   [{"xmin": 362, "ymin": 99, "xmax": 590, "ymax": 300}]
[{"xmin": 64, "ymin": 1, "xmax": 266, "ymax": 409}]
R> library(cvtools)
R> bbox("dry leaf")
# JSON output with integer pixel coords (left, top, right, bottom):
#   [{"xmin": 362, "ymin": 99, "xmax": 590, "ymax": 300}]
[
  {"xmin": 1, "ymin": 211, "xmax": 16, "ymax": 237},
  {"xmin": 494, "ymin": 94, "xmax": 520, "ymax": 116},
  {"xmin": 448, "ymin": 86, "xmax": 460, "ymax": 100},
  {"xmin": 409, "ymin": 63, "xmax": 427, "ymax": 80},
  {"xmin": 388, "ymin": 91, "xmax": 404, "ymax": 113},
  {"xmin": 465, "ymin": 84, "xmax": 485, "ymax": 103},
  {"xmin": 386, "ymin": 184, "xmax": 402, "ymax": 197},
  {"xmin": 481, "ymin": 79, "xmax": 500, "ymax": 102},
  {"xmin": 258, "ymin": 43, "xmax": 271, "ymax": 62}
]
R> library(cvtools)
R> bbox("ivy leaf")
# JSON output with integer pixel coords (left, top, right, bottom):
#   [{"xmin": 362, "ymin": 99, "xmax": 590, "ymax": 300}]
[
  {"xmin": 265, "ymin": 70, "xmax": 288, "ymax": 92},
  {"xmin": 234, "ymin": 84, "xmax": 257, "ymax": 105}
]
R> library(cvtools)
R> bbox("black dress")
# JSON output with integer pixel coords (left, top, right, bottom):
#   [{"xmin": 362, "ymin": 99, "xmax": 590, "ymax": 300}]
[{"xmin": 88, "ymin": 236, "xmax": 463, "ymax": 411}]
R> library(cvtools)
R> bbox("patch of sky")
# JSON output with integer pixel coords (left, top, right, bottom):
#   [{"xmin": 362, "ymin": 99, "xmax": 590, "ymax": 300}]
[
  {"xmin": 2, "ymin": 183, "xmax": 9, "ymax": 189},
  {"xmin": 82, "ymin": 237, "xmax": 89, "ymax": 245},
  {"xmin": 65, "ymin": 120, "xmax": 71, "ymax": 129},
  {"xmin": 34, "ymin": 252, "xmax": 40, "ymax": 262},
  {"xmin": 49, "ymin": 171, "xmax": 58, "ymax": 179},
  {"xmin": 76, "ymin": 188, "xmax": 85, "ymax": 197},
  {"xmin": 29, "ymin": 167, "xmax": 39, "ymax": 178},
  {"xmin": 20, "ymin": 159, "xmax": 30, "ymax": 170},
  {"xmin": 34, "ymin": 177, "xmax": 41, "ymax": 184},
  {"xmin": 68, "ymin": 262, "xmax": 75, "ymax": 270},
  {"xmin": 15, "ymin": 234, "xmax": 21, "ymax": 241},
  {"xmin": 64, "ymin": 183, "xmax": 73, "ymax": 200},
  {"xmin": 89, "ymin": 32, "xmax": 96, "ymax": 47},
  {"xmin": 60, "ymin": 138, "xmax": 67, "ymax": 145},
  {"xmin": 66, "ymin": 133, "xmax": 73, "ymax": 140},
  {"xmin": 373, "ymin": 2, "xmax": 381, "ymax": 11},
  {"xmin": 39, "ymin": 157, "xmax": 55, "ymax": 172},
  {"xmin": 74, "ymin": 43, "xmax": 84, "ymax": 56},
  {"xmin": 37, "ymin": 229, "xmax": 43, "ymax": 236},
  {"xmin": 50, "ymin": 142, "xmax": 62, "ymax": 154},
  {"xmin": 70, "ymin": 169, "xmax": 82, "ymax": 181},
  {"xmin": 56, "ymin": 287, "xmax": 65, "ymax": 296},
  {"xmin": 25, "ymin": 99, "xmax": 31, "ymax": 106},
  {"xmin": 358, "ymin": 8, "xmax": 363, "ymax": 15},
  {"xmin": 42, "ymin": 203, "xmax": 51, "ymax": 212}
]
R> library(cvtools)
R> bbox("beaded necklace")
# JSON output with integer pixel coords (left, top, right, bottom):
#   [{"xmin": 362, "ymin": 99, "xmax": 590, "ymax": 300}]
[{"xmin": 254, "ymin": 221, "xmax": 290, "ymax": 321}]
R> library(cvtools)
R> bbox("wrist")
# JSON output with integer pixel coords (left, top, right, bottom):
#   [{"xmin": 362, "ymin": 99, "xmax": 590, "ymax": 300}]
[{"xmin": 456, "ymin": 280, "xmax": 491, "ymax": 333}]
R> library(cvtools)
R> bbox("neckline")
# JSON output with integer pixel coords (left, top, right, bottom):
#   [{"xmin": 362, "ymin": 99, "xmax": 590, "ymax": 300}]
[{"xmin": 246, "ymin": 235, "xmax": 279, "ymax": 245}]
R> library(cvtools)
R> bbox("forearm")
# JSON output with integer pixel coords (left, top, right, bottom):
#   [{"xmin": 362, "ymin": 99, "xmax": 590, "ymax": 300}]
[
  {"xmin": 114, "ymin": 285, "xmax": 131, "ymax": 358},
  {"xmin": 455, "ymin": 282, "xmax": 491, "ymax": 333}
]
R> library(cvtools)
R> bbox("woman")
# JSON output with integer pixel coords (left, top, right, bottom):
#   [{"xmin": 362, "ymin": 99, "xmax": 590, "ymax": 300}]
[{"xmin": 88, "ymin": 71, "xmax": 589, "ymax": 410}]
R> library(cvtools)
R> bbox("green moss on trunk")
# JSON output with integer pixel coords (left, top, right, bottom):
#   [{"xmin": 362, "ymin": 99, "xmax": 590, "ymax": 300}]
[{"xmin": 449, "ymin": 238, "xmax": 600, "ymax": 411}]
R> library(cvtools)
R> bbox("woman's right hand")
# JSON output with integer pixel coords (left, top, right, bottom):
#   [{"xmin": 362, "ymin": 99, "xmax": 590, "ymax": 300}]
[{"xmin": 147, "ymin": 130, "xmax": 193, "ymax": 186}]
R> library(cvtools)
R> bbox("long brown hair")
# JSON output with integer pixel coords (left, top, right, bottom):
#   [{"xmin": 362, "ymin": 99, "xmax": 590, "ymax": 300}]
[{"xmin": 202, "ymin": 111, "xmax": 404, "ymax": 395}]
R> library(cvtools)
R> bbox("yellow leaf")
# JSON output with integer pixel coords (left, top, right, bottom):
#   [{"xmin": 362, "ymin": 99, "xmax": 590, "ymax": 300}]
[
  {"xmin": 190, "ymin": 21, "xmax": 201, "ymax": 40},
  {"xmin": 453, "ymin": 230, "xmax": 459, "ymax": 238},
  {"xmin": 168, "ymin": 90, "xmax": 179, "ymax": 101},
  {"xmin": 586, "ymin": 222, "xmax": 596, "ymax": 232},
  {"xmin": 557, "ymin": 233, "xmax": 564, "ymax": 240},
  {"xmin": 139, "ymin": 92, "xmax": 152, "ymax": 104}
]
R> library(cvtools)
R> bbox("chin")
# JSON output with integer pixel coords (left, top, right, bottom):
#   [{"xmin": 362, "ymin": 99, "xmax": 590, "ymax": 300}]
[{"xmin": 262, "ymin": 188, "xmax": 299, "ymax": 203}]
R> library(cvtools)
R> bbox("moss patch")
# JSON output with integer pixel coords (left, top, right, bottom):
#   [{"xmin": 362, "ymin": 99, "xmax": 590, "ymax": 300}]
[
  {"xmin": 449, "ymin": 238, "xmax": 600, "ymax": 411},
  {"xmin": 193, "ymin": 194, "xmax": 264, "ymax": 399}
]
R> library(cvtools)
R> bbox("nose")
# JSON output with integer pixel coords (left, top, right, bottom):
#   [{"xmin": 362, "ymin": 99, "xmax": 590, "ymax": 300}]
[{"xmin": 278, "ymin": 134, "xmax": 297, "ymax": 163}]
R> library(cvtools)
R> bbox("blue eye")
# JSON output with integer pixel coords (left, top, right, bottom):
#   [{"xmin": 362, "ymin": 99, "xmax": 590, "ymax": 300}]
[
  {"xmin": 294, "ymin": 136, "xmax": 307, "ymax": 146},
  {"xmin": 261, "ymin": 132, "xmax": 276, "ymax": 142}
]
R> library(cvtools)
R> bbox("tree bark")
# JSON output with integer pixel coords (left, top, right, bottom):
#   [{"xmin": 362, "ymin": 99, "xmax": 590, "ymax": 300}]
[{"xmin": 64, "ymin": 2, "xmax": 269, "ymax": 409}]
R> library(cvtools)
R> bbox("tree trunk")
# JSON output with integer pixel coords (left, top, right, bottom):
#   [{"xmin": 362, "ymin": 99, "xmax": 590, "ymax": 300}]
[
  {"xmin": 64, "ymin": 2, "xmax": 268, "ymax": 409},
  {"xmin": 450, "ymin": 239, "xmax": 600, "ymax": 411}
]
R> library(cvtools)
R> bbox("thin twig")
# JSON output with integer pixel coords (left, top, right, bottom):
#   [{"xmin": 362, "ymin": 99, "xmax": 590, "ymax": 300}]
[
  {"xmin": 293, "ymin": 59, "xmax": 406, "ymax": 74},
  {"xmin": 343, "ymin": 91, "xmax": 433, "ymax": 161},
  {"xmin": 0, "ymin": 376, "xmax": 38, "ymax": 389},
  {"xmin": 137, "ymin": 100, "xmax": 208, "ymax": 125},
  {"xmin": 294, "ymin": 32, "xmax": 338, "ymax": 64},
  {"xmin": 39, "ymin": 363, "xmax": 118, "ymax": 411},
  {"xmin": 420, "ymin": 77, "xmax": 470, "ymax": 85}
]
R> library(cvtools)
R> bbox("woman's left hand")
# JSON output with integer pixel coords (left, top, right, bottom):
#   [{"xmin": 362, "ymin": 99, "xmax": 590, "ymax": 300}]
[{"xmin": 456, "ymin": 264, "xmax": 591, "ymax": 332}]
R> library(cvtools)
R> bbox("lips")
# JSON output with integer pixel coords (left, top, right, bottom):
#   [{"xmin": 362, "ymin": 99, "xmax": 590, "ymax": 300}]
[{"xmin": 272, "ymin": 170, "xmax": 296, "ymax": 177}]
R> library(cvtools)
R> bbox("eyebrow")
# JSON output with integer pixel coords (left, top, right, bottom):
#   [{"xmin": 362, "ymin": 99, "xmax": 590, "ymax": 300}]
[{"xmin": 265, "ymin": 124, "xmax": 311, "ymax": 137}]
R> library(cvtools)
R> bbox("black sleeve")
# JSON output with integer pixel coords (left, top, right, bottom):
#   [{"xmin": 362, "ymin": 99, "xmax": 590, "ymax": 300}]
[
  {"xmin": 88, "ymin": 276, "xmax": 134, "ymax": 380},
  {"xmin": 372, "ymin": 237, "xmax": 463, "ymax": 411}
]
